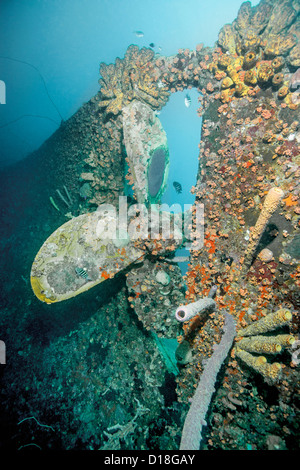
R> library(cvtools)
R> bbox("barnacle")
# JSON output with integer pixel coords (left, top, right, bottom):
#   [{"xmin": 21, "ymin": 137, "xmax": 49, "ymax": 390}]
[
  {"xmin": 258, "ymin": 248, "xmax": 273, "ymax": 262},
  {"xmin": 98, "ymin": 45, "xmax": 170, "ymax": 115}
]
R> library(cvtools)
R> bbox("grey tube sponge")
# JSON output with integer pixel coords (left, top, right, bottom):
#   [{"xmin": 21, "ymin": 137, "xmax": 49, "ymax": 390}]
[
  {"xmin": 175, "ymin": 297, "xmax": 216, "ymax": 322},
  {"xmin": 179, "ymin": 312, "xmax": 236, "ymax": 450}
]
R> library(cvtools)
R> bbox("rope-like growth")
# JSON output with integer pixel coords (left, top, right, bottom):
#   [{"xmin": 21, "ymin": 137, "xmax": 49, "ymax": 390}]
[{"xmin": 179, "ymin": 312, "xmax": 236, "ymax": 450}]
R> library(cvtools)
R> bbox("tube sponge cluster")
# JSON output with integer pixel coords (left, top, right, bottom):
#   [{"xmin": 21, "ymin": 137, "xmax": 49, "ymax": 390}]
[
  {"xmin": 238, "ymin": 334, "xmax": 294, "ymax": 355},
  {"xmin": 237, "ymin": 309, "xmax": 292, "ymax": 336},
  {"xmin": 235, "ymin": 349, "xmax": 282, "ymax": 382},
  {"xmin": 179, "ymin": 312, "xmax": 236, "ymax": 450},
  {"xmin": 235, "ymin": 309, "xmax": 294, "ymax": 383}
]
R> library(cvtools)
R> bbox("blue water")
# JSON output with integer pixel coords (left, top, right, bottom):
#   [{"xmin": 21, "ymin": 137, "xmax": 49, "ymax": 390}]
[
  {"xmin": 0, "ymin": 0, "xmax": 260, "ymax": 168},
  {"xmin": 160, "ymin": 88, "xmax": 201, "ymax": 274},
  {"xmin": 161, "ymin": 88, "xmax": 200, "ymax": 209}
]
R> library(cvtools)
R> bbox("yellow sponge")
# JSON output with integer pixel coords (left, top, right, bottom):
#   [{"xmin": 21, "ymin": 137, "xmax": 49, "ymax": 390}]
[{"xmin": 237, "ymin": 309, "xmax": 292, "ymax": 337}]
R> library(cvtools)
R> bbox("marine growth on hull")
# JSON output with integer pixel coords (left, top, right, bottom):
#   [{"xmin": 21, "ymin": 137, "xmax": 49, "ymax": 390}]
[{"xmin": 29, "ymin": 0, "xmax": 299, "ymax": 450}]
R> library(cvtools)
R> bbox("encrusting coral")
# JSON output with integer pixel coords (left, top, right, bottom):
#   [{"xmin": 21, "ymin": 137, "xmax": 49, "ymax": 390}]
[
  {"xmin": 213, "ymin": 0, "xmax": 299, "ymax": 109},
  {"xmin": 98, "ymin": 45, "xmax": 170, "ymax": 115}
]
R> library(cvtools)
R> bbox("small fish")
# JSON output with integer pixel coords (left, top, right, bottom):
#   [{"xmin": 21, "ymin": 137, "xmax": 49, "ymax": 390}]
[
  {"xmin": 184, "ymin": 93, "xmax": 191, "ymax": 108},
  {"xmin": 173, "ymin": 181, "xmax": 182, "ymax": 194},
  {"xmin": 75, "ymin": 267, "xmax": 92, "ymax": 281},
  {"xmin": 149, "ymin": 43, "xmax": 155, "ymax": 48},
  {"xmin": 133, "ymin": 30, "xmax": 144, "ymax": 38}
]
